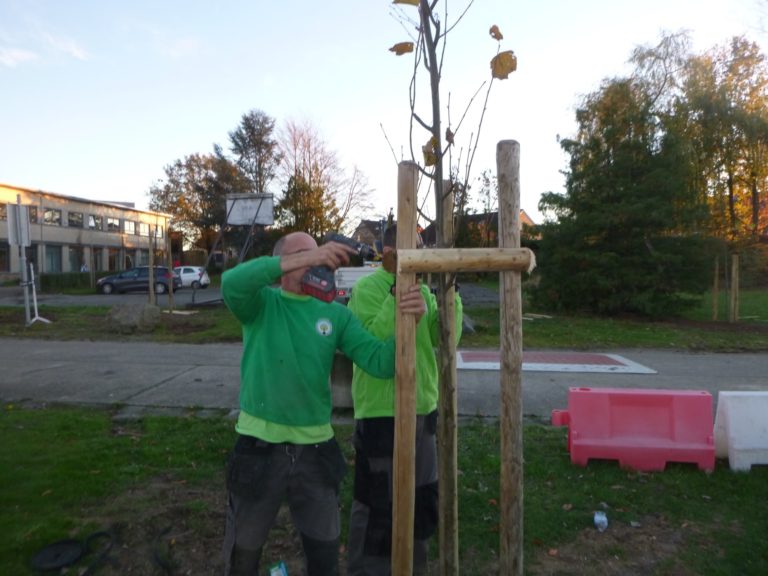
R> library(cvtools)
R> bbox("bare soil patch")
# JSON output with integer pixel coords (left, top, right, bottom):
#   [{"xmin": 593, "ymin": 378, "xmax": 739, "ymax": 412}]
[{"xmin": 50, "ymin": 475, "xmax": 714, "ymax": 575}]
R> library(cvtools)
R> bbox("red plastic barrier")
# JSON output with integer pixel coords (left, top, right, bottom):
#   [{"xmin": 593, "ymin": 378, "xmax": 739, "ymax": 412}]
[{"xmin": 551, "ymin": 387, "xmax": 715, "ymax": 472}]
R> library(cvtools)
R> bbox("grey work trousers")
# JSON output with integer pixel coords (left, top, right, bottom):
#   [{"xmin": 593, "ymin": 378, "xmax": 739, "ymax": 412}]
[
  {"xmin": 347, "ymin": 413, "xmax": 438, "ymax": 576},
  {"xmin": 223, "ymin": 434, "xmax": 346, "ymax": 576}
]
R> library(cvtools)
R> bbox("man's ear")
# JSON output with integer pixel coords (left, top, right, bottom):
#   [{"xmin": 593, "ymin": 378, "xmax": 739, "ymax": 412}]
[{"xmin": 382, "ymin": 250, "xmax": 397, "ymax": 274}]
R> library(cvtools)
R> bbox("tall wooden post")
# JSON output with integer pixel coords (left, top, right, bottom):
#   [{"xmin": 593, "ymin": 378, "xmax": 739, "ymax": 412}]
[
  {"xmin": 497, "ymin": 140, "xmax": 524, "ymax": 575},
  {"xmin": 438, "ymin": 181, "xmax": 460, "ymax": 576},
  {"xmin": 712, "ymin": 257, "xmax": 719, "ymax": 321},
  {"xmin": 392, "ymin": 161, "xmax": 419, "ymax": 575},
  {"xmin": 729, "ymin": 253, "xmax": 740, "ymax": 323}
]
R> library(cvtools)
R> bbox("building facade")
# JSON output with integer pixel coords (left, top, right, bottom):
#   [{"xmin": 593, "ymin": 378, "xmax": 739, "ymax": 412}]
[{"xmin": 1, "ymin": 184, "xmax": 172, "ymax": 281}]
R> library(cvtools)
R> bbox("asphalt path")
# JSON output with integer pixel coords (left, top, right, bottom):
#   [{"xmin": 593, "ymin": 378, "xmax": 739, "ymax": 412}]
[
  {"xmin": 0, "ymin": 285, "xmax": 765, "ymax": 421},
  {"xmin": 0, "ymin": 337, "xmax": 764, "ymax": 422}
]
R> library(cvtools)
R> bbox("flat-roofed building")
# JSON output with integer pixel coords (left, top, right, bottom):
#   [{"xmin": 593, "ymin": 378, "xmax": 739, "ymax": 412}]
[{"xmin": 0, "ymin": 183, "xmax": 172, "ymax": 281}]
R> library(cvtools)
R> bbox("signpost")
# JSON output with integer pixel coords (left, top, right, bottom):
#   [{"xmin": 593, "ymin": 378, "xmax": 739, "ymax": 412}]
[{"xmin": 7, "ymin": 195, "xmax": 32, "ymax": 325}]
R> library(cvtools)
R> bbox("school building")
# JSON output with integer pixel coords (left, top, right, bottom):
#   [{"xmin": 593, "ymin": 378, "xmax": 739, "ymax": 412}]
[{"xmin": 0, "ymin": 183, "xmax": 173, "ymax": 282}]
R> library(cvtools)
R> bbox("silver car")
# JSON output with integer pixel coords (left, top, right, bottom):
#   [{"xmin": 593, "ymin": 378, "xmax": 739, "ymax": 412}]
[{"xmin": 173, "ymin": 265, "xmax": 211, "ymax": 289}]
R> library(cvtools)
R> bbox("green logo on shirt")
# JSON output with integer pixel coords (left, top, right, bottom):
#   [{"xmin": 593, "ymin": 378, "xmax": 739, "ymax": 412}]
[{"xmin": 316, "ymin": 318, "xmax": 333, "ymax": 336}]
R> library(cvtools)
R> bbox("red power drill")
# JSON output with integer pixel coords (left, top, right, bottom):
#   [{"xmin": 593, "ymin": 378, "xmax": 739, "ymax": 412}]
[{"xmin": 301, "ymin": 233, "xmax": 376, "ymax": 302}]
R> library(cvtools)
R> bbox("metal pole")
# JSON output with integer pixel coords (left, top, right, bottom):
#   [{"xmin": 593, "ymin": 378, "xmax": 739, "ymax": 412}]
[{"xmin": 17, "ymin": 195, "xmax": 31, "ymax": 325}]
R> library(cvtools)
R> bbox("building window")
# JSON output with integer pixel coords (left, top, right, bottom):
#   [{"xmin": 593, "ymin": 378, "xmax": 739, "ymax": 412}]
[
  {"xmin": 45, "ymin": 245, "xmax": 62, "ymax": 273},
  {"xmin": 137, "ymin": 249, "xmax": 149, "ymax": 265},
  {"xmin": 154, "ymin": 225, "xmax": 164, "ymax": 239},
  {"xmin": 69, "ymin": 246, "xmax": 85, "ymax": 272},
  {"xmin": 88, "ymin": 215, "xmax": 103, "ymax": 231},
  {"xmin": 107, "ymin": 217, "xmax": 120, "ymax": 232},
  {"xmin": 0, "ymin": 204, "xmax": 6, "ymax": 220},
  {"xmin": 124, "ymin": 220, "xmax": 136, "ymax": 235},
  {"xmin": 108, "ymin": 248, "xmax": 120, "ymax": 270},
  {"xmin": 25, "ymin": 244, "xmax": 38, "ymax": 273},
  {"xmin": 92, "ymin": 247, "xmax": 103, "ymax": 272},
  {"xmin": 139, "ymin": 223, "xmax": 149, "ymax": 236},
  {"xmin": 0, "ymin": 242, "xmax": 9, "ymax": 272},
  {"xmin": 28, "ymin": 206, "xmax": 38, "ymax": 223},
  {"xmin": 68, "ymin": 211, "xmax": 84, "ymax": 228},
  {"xmin": 44, "ymin": 208, "xmax": 62, "ymax": 226}
]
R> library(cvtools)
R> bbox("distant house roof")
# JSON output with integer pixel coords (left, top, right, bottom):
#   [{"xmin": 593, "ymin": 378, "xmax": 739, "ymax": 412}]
[{"xmin": 421, "ymin": 209, "xmax": 536, "ymax": 245}]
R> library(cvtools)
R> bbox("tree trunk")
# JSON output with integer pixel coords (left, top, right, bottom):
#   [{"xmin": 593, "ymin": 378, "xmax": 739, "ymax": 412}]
[{"xmin": 437, "ymin": 182, "xmax": 459, "ymax": 576}]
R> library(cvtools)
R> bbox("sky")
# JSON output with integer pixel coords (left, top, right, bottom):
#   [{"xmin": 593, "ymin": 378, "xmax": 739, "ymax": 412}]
[{"xmin": 1, "ymin": 0, "xmax": 765, "ymax": 227}]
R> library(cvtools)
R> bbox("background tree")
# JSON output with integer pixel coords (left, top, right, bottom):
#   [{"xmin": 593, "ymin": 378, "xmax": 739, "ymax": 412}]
[
  {"xmin": 275, "ymin": 175, "xmax": 342, "ymax": 239},
  {"xmin": 148, "ymin": 152, "xmax": 250, "ymax": 253},
  {"xmin": 277, "ymin": 117, "xmax": 373, "ymax": 238},
  {"xmin": 678, "ymin": 36, "xmax": 768, "ymax": 245},
  {"xmin": 534, "ymin": 65, "xmax": 711, "ymax": 316},
  {"xmin": 228, "ymin": 109, "xmax": 282, "ymax": 195}
]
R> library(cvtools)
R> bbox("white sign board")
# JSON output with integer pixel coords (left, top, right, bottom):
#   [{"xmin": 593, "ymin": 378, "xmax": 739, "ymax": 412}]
[
  {"xmin": 226, "ymin": 193, "xmax": 274, "ymax": 226},
  {"xmin": 7, "ymin": 204, "xmax": 31, "ymax": 247}
]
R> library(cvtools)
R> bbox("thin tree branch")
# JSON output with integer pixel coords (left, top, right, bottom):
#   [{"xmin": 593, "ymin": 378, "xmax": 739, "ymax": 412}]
[
  {"xmin": 413, "ymin": 113, "xmax": 432, "ymax": 132},
  {"xmin": 379, "ymin": 123, "xmax": 400, "ymax": 166}
]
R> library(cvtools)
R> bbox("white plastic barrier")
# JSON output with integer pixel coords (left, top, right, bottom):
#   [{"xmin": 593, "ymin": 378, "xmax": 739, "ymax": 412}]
[{"xmin": 714, "ymin": 391, "xmax": 768, "ymax": 471}]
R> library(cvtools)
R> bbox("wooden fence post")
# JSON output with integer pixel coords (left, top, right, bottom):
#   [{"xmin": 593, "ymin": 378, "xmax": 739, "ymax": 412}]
[
  {"xmin": 392, "ymin": 161, "xmax": 419, "ymax": 575},
  {"xmin": 497, "ymin": 140, "xmax": 524, "ymax": 575}
]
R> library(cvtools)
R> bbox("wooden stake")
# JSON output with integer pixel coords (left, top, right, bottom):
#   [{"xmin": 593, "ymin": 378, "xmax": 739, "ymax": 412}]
[
  {"xmin": 712, "ymin": 257, "xmax": 719, "ymax": 321},
  {"xmin": 729, "ymin": 253, "xmax": 740, "ymax": 323},
  {"xmin": 497, "ymin": 140, "xmax": 524, "ymax": 575},
  {"xmin": 392, "ymin": 161, "xmax": 418, "ymax": 576},
  {"xmin": 397, "ymin": 247, "xmax": 534, "ymax": 274},
  {"xmin": 438, "ymin": 180, "xmax": 460, "ymax": 576}
]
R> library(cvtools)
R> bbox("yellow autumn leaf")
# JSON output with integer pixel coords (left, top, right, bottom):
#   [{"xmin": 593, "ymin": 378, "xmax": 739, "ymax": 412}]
[
  {"xmin": 422, "ymin": 137, "xmax": 437, "ymax": 166},
  {"xmin": 393, "ymin": 0, "xmax": 419, "ymax": 5},
  {"xmin": 389, "ymin": 42, "xmax": 414, "ymax": 56},
  {"xmin": 491, "ymin": 50, "xmax": 517, "ymax": 79},
  {"xmin": 489, "ymin": 25, "xmax": 503, "ymax": 41}
]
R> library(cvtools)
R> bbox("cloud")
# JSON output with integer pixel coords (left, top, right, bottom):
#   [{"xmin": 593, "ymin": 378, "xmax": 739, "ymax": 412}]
[
  {"xmin": 42, "ymin": 32, "xmax": 89, "ymax": 60},
  {"xmin": 0, "ymin": 47, "xmax": 38, "ymax": 67},
  {"xmin": 163, "ymin": 36, "xmax": 201, "ymax": 60}
]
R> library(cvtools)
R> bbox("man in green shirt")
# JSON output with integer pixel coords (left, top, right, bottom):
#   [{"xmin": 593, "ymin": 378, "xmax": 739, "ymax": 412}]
[
  {"xmin": 221, "ymin": 231, "xmax": 425, "ymax": 576},
  {"xmin": 347, "ymin": 226, "xmax": 463, "ymax": 575}
]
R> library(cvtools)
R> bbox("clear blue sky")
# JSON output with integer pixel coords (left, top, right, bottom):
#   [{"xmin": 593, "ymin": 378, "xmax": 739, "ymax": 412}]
[{"xmin": 1, "ymin": 0, "xmax": 763, "ymax": 225}]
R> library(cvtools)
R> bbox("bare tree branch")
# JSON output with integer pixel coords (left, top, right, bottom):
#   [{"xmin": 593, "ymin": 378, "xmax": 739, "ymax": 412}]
[{"xmin": 379, "ymin": 123, "xmax": 401, "ymax": 166}]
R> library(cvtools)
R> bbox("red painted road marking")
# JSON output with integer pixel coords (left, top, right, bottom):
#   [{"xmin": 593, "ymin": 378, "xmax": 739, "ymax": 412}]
[{"xmin": 457, "ymin": 350, "xmax": 656, "ymax": 374}]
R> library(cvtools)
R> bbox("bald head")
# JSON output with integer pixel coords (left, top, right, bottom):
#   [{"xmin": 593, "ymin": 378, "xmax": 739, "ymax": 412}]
[
  {"xmin": 274, "ymin": 232, "xmax": 316, "ymax": 256},
  {"xmin": 274, "ymin": 232, "xmax": 318, "ymax": 294}
]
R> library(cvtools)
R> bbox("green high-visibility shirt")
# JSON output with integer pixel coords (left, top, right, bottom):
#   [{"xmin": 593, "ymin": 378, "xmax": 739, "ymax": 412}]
[
  {"xmin": 222, "ymin": 256, "xmax": 396, "ymax": 443},
  {"xmin": 349, "ymin": 266, "xmax": 463, "ymax": 419}
]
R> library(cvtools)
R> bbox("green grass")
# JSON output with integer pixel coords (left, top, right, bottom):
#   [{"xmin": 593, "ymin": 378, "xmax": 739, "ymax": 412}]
[
  {"xmin": 457, "ymin": 287, "xmax": 768, "ymax": 351},
  {"xmin": 461, "ymin": 307, "xmax": 768, "ymax": 351},
  {"xmin": 1, "ymin": 288, "xmax": 767, "ymax": 350},
  {"xmin": 0, "ymin": 405, "xmax": 236, "ymax": 574},
  {"xmin": 2, "ymin": 406, "xmax": 767, "ymax": 574}
]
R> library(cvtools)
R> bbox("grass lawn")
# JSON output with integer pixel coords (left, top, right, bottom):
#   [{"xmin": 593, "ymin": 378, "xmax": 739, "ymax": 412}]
[
  {"xmin": 2, "ymin": 406, "xmax": 767, "ymax": 575},
  {"xmin": 1, "ymin": 284, "xmax": 766, "ymax": 573},
  {"xmin": 0, "ymin": 287, "xmax": 766, "ymax": 350}
]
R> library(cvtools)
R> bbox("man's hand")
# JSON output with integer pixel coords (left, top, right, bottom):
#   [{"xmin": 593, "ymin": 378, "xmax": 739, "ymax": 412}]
[
  {"xmin": 280, "ymin": 241, "xmax": 356, "ymax": 274},
  {"xmin": 397, "ymin": 284, "xmax": 426, "ymax": 321}
]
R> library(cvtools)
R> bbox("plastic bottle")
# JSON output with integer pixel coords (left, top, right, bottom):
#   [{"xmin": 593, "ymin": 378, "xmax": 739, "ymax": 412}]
[{"xmin": 594, "ymin": 511, "xmax": 608, "ymax": 532}]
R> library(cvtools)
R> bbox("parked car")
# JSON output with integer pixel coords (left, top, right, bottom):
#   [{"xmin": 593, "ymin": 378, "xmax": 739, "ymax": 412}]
[
  {"xmin": 96, "ymin": 266, "xmax": 181, "ymax": 295},
  {"xmin": 173, "ymin": 265, "xmax": 211, "ymax": 289}
]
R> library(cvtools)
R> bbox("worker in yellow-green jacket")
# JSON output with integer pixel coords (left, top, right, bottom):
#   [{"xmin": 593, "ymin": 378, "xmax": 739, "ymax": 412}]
[{"xmin": 347, "ymin": 225, "xmax": 463, "ymax": 575}]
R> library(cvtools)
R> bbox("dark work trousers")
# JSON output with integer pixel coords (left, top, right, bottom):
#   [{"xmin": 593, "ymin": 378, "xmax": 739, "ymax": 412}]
[
  {"xmin": 347, "ymin": 412, "xmax": 439, "ymax": 576},
  {"xmin": 223, "ymin": 434, "xmax": 346, "ymax": 576}
]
